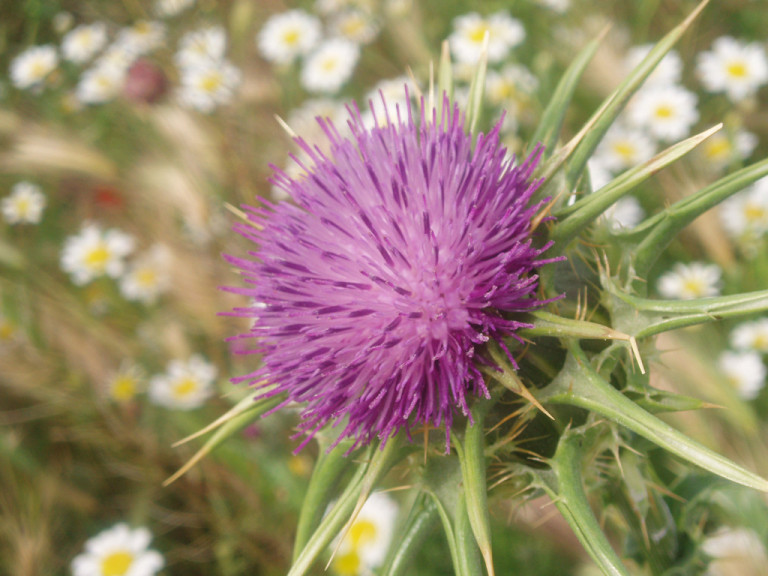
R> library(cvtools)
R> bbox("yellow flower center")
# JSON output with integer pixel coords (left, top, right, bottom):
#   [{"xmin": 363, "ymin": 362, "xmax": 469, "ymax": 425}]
[
  {"xmin": 333, "ymin": 550, "xmax": 361, "ymax": 576},
  {"xmin": 282, "ymin": 29, "xmax": 300, "ymax": 46},
  {"xmin": 201, "ymin": 74, "xmax": 222, "ymax": 93},
  {"xmin": 321, "ymin": 58, "xmax": 339, "ymax": 72},
  {"xmin": 111, "ymin": 375, "xmax": 138, "ymax": 401},
  {"xmin": 349, "ymin": 519, "xmax": 377, "ymax": 546},
  {"xmin": 468, "ymin": 24, "xmax": 489, "ymax": 44},
  {"xmin": 654, "ymin": 105, "xmax": 674, "ymax": 119},
  {"xmin": 15, "ymin": 198, "xmax": 31, "ymax": 217},
  {"xmin": 726, "ymin": 61, "xmax": 748, "ymax": 78},
  {"xmin": 682, "ymin": 278, "xmax": 705, "ymax": 297},
  {"xmin": 172, "ymin": 377, "xmax": 198, "ymax": 398},
  {"xmin": 753, "ymin": 334, "xmax": 768, "ymax": 350},
  {"xmin": 704, "ymin": 138, "xmax": 731, "ymax": 160},
  {"xmin": 744, "ymin": 203, "xmax": 767, "ymax": 223},
  {"xmin": 136, "ymin": 268, "xmax": 157, "ymax": 288},
  {"xmin": 31, "ymin": 60, "xmax": 48, "ymax": 78},
  {"xmin": 85, "ymin": 244, "xmax": 111, "ymax": 271},
  {"xmin": 612, "ymin": 142, "xmax": 636, "ymax": 161},
  {"xmin": 0, "ymin": 320, "xmax": 16, "ymax": 341},
  {"xmin": 101, "ymin": 550, "xmax": 134, "ymax": 576}
]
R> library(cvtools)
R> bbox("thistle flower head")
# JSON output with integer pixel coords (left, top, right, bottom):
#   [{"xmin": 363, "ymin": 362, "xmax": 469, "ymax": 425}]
[{"xmin": 227, "ymin": 93, "xmax": 554, "ymax": 450}]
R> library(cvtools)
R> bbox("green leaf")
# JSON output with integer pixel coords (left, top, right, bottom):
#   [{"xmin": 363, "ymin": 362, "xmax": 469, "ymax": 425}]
[
  {"xmin": 288, "ymin": 438, "xmax": 403, "ymax": 576},
  {"xmin": 465, "ymin": 34, "xmax": 488, "ymax": 135},
  {"xmin": 551, "ymin": 124, "xmax": 722, "ymax": 249},
  {"xmin": 423, "ymin": 453, "xmax": 483, "ymax": 576},
  {"xmin": 530, "ymin": 26, "xmax": 608, "ymax": 160},
  {"xmin": 605, "ymin": 277, "xmax": 768, "ymax": 340},
  {"xmin": 626, "ymin": 156, "xmax": 768, "ymax": 277},
  {"xmin": 380, "ymin": 492, "xmax": 439, "ymax": 576},
  {"xmin": 455, "ymin": 402, "xmax": 495, "ymax": 576},
  {"xmin": 562, "ymin": 0, "xmax": 709, "ymax": 191},
  {"xmin": 535, "ymin": 431, "xmax": 630, "ymax": 576},
  {"xmin": 163, "ymin": 393, "xmax": 284, "ymax": 486},
  {"xmin": 292, "ymin": 437, "xmax": 355, "ymax": 562},
  {"xmin": 537, "ymin": 343, "xmax": 768, "ymax": 492}
]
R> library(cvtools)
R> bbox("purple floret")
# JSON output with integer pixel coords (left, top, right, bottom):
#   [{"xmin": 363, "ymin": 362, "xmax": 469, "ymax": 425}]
[{"xmin": 225, "ymin": 94, "xmax": 553, "ymax": 451}]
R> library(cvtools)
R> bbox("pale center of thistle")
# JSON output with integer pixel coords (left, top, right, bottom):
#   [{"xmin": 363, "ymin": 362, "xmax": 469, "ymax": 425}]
[
  {"xmin": 111, "ymin": 375, "xmax": 137, "ymax": 401},
  {"xmin": 85, "ymin": 243, "xmax": 111, "ymax": 271},
  {"xmin": 727, "ymin": 61, "xmax": 748, "ymax": 78},
  {"xmin": 100, "ymin": 550, "xmax": 134, "ymax": 576},
  {"xmin": 172, "ymin": 377, "xmax": 199, "ymax": 398},
  {"xmin": 407, "ymin": 277, "xmax": 469, "ymax": 341}
]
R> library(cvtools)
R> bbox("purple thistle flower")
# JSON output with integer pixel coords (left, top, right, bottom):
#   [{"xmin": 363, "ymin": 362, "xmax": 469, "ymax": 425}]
[{"xmin": 225, "ymin": 94, "xmax": 554, "ymax": 451}]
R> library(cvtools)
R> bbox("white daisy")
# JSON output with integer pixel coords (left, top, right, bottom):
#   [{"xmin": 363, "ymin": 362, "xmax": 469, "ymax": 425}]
[
  {"xmin": 2, "ymin": 181, "xmax": 46, "ymax": 225},
  {"xmin": 175, "ymin": 26, "xmax": 227, "ymax": 70},
  {"xmin": 730, "ymin": 319, "xmax": 768, "ymax": 353},
  {"xmin": 300, "ymin": 38, "xmax": 360, "ymax": 94},
  {"xmin": 61, "ymin": 22, "xmax": 108, "ymax": 64},
  {"xmin": 656, "ymin": 262, "xmax": 722, "ymax": 300},
  {"xmin": 76, "ymin": 64, "xmax": 126, "ymax": 104},
  {"xmin": 700, "ymin": 128, "xmax": 758, "ymax": 170},
  {"xmin": 601, "ymin": 196, "xmax": 645, "ymax": 233},
  {"xmin": 330, "ymin": 9, "xmax": 379, "ymax": 45},
  {"xmin": 592, "ymin": 124, "xmax": 656, "ymax": 173},
  {"xmin": 148, "ymin": 355, "xmax": 217, "ymax": 410},
  {"xmin": 719, "ymin": 177, "xmax": 768, "ymax": 240},
  {"xmin": 697, "ymin": 36, "xmax": 768, "ymax": 102},
  {"xmin": 331, "ymin": 492, "xmax": 398, "ymax": 575},
  {"xmin": 449, "ymin": 11, "xmax": 525, "ymax": 64},
  {"xmin": 627, "ymin": 85, "xmax": 699, "ymax": 142},
  {"xmin": 177, "ymin": 59, "xmax": 241, "ymax": 112},
  {"xmin": 60, "ymin": 223, "xmax": 135, "ymax": 285},
  {"xmin": 9, "ymin": 45, "xmax": 59, "ymax": 89},
  {"xmin": 718, "ymin": 351, "xmax": 766, "ymax": 400},
  {"xmin": 119, "ymin": 244, "xmax": 172, "ymax": 305},
  {"xmin": 115, "ymin": 21, "xmax": 166, "ymax": 56},
  {"xmin": 94, "ymin": 43, "xmax": 137, "ymax": 76},
  {"xmin": 107, "ymin": 363, "xmax": 146, "ymax": 403},
  {"xmin": 485, "ymin": 63, "xmax": 539, "ymax": 105},
  {"xmin": 155, "ymin": 0, "xmax": 195, "ymax": 17},
  {"xmin": 624, "ymin": 45, "xmax": 683, "ymax": 87},
  {"xmin": 257, "ymin": 10, "xmax": 322, "ymax": 65},
  {"xmin": 702, "ymin": 527, "xmax": 768, "ymax": 576},
  {"xmin": 71, "ymin": 523, "xmax": 163, "ymax": 576}
]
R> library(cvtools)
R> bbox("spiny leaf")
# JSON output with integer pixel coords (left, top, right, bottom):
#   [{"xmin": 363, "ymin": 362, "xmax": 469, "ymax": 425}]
[
  {"xmin": 538, "ymin": 343, "xmax": 768, "ymax": 492},
  {"xmin": 535, "ymin": 432, "xmax": 631, "ymax": 576},
  {"xmin": 531, "ymin": 26, "xmax": 609, "ymax": 162},
  {"xmin": 552, "ymin": 124, "xmax": 722, "ymax": 248}
]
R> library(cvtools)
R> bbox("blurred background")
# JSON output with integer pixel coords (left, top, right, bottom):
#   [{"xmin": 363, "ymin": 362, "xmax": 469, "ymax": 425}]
[{"xmin": 2, "ymin": 0, "xmax": 768, "ymax": 574}]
